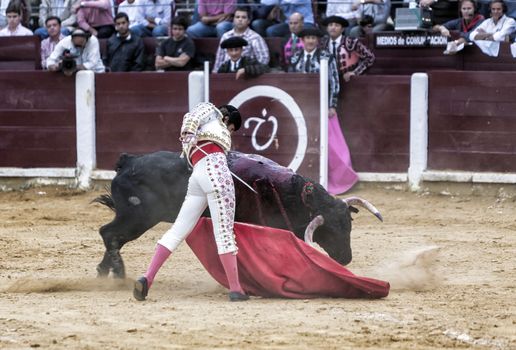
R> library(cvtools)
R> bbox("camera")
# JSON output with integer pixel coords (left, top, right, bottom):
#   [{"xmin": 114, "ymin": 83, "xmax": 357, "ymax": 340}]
[{"xmin": 61, "ymin": 49, "xmax": 78, "ymax": 72}]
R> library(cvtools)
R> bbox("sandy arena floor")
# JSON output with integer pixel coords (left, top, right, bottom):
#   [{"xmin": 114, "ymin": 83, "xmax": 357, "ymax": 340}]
[{"xmin": 0, "ymin": 183, "xmax": 515, "ymax": 349}]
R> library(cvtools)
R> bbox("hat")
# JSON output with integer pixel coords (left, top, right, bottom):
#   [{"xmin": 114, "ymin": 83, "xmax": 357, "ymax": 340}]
[
  {"xmin": 322, "ymin": 16, "xmax": 349, "ymax": 27},
  {"xmin": 221, "ymin": 36, "xmax": 248, "ymax": 49},
  {"xmin": 298, "ymin": 28, "xmax": 324, "ymax": 38}
]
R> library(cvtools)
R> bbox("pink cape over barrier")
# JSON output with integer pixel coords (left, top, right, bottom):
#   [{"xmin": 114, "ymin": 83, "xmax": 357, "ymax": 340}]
[
  {"xmin": 186, "ymin": 218, "xmax": 390, "ymax": 299},
  {"xmin": 327, "ymin": 114, "xmax": 359, "ymax": 195}
]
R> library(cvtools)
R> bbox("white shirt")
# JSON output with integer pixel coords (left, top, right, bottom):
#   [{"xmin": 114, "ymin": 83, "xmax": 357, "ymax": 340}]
[
  {"xmin": 0, "ymin": 24, "xmax": 33, "ymax": 36},
  {"xmin": 118, "ymin": 0, "xmax": 146, "ymax": 27},
  {"xmin": 470, "ymin": 15, "xmax": 516, "ymax": 56},
  {"xmin": 328, "ymin": 35, "xmax": 342, "ymax": 56},
  {"xmin": 0, "ymin": 0, "xmax": 9, "ymax": 27},
  {"xmin": 230, "ymin": 58, "xmax": 241, "ymax": 71},
  {"xmin": 139, "ymin": 0, "xmax": 173, "ymax": 27},
  {"xmin": 46, "ymin": 35, "xmax": 105, "ymax": 72},
  {"xmin": 470, "ymin": 15, "xmax": 516, "ymax": 42},
  {"xmin": 326, "ymin": 0, "xmax": 358, "ymax": 20},
  {"xmin": 52, "ymin": 0, "xmax": 65, "ymax": 18}
]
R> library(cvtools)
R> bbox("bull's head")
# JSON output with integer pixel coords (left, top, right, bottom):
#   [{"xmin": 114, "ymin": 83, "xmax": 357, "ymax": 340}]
[{"xmin": 301, "ymin": 182, "xmax": 382, "ymax": 265}]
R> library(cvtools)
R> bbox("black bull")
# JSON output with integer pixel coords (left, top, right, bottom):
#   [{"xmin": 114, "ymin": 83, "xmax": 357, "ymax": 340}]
[{"xmin": 95, "ymin": 151, "xmax": 382, "ymax": 278}]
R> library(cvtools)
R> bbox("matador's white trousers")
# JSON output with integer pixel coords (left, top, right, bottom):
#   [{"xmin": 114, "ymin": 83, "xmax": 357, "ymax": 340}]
[{"xmin": 157, "ymin": 152, "xmax": 237, "ymax": 255}]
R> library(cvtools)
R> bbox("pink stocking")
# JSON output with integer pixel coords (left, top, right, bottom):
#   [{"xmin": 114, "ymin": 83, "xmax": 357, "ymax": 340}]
[
  {"xmin": 144, "ymin": 243, "xmax": 171, "ymax": 287},
  {"xmin": 219, "ymin": 252, "xmax": 244, "ymax": 294}
]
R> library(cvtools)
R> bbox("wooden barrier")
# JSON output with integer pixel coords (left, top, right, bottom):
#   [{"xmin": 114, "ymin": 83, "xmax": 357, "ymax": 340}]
[
  {"xmin": 1, "ymin": 70, "xmax": 516, "ymax": 183},
  {"xmin": 0, "ymin": 36, "xmax": 41, "ymax": 70},
  {"xmin": 428, "ymin": 70, "xmax": 516, "ymax": 172},
  {"xmin": 339, "ymin": 75, "xmax": 411, "ymax": 172},
  {"xmin": 0, "ymin": 71, "xmax": 76, "ymax": 167},
  {"xmin": 95, "ymin": 72, "xmax": 190, "ymax": 169}
]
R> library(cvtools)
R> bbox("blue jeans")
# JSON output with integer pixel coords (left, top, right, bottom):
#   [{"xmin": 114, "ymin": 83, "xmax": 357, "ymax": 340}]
[
  {"xmin": 131, "ymin": 24, "xmax": 169, "ymax": 37},
  {"xmin": 186, "ymin": 21, "xmax": 233, "ymax": 38},
  {"xmin": 34, "ymin": 27, "xmax": 70, "ymax": 39}
]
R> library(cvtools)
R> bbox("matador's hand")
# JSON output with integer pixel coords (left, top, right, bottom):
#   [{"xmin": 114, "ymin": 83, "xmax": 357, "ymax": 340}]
[{"xmin": 181, "ymin": 133, "xmax": 198, "ymax": 146}]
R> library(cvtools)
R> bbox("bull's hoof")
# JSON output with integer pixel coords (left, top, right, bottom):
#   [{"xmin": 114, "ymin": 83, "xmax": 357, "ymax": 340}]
[
  {"xmin": 96, "ymin": 265, "xmax": 110, "ymax": 278},
  {"xmin": 133, "ymin": 276, "xmax": 149, "ymax": 301},
  {"xmin": 229, "ymin": 291, "xmax": 249, "ymax": 302}
]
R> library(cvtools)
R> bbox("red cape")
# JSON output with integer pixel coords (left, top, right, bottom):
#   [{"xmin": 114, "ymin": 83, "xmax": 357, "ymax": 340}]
[{"xmin": 186, "ymin": 218, "xmax": 390, "ymax": 299}]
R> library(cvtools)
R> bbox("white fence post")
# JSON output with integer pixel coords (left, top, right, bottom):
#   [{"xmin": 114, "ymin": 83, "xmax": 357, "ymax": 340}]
[
  {"xmin": 75, "ymin": 71, "xmax": 96, "ymax": 189},
  {"xmin": 188, "ymin": 71, "xmax": 205, "ymax": 109},
  {"xmin": 319, "ymin": 58, "xmax": 329, "ymax": 189},
  {"xmin": 408, "ymin": 73, "xmax": 429, "ymax": 191}
]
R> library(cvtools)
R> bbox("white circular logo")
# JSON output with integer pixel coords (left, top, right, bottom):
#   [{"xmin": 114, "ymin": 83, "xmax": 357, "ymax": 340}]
[{"xmin": 229, "ymin": 85, "xmax": 307, "ymax": 172}]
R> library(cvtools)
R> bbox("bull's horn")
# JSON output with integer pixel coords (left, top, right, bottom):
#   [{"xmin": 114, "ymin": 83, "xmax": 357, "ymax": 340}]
[
  {"xmin": 304, "ymin": 215, "xmax": 324, "ymax": 245},
  {"xmin": 342, "ymin": 197, "xmax": 383, "ymax": 222}
]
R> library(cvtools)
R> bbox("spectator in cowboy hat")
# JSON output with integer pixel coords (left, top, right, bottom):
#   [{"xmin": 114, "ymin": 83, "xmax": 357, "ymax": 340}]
[
  {"xmin": 320, "ymin": 14, "xmax": 374, "ymax": 81},
  {"xmin": 217, "ymin": 36, "xmax": 269, "ymax": 79}
]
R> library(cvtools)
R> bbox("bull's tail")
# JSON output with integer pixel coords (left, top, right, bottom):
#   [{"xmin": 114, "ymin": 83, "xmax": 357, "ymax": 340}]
[{"xmin": 92, "ymin": 193, "xmax": 116, "ymax": 212}]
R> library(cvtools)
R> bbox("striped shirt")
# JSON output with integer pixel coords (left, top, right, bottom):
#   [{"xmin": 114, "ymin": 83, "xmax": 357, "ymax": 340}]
[{"xmin": 41, "ymin": 33, "xmax": 65, "ymax": 69}]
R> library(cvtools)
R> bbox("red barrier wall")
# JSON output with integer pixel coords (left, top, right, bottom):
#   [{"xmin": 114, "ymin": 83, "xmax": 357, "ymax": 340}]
[
  {"xmin": 95, "ymin": 72, "xmax": 190, "ymax": 169},
  {"xmin": 0, "ymin": 36, "xmax": 41, "ymax": 70},
  {"xmin": 211, "ymin": 73, "xmax": 321, "ymax": 180},
  {"xmin": 428, "ymin": 70, "xmax": 516, "ymax": 172},
  {"xmin": 0, "ymin": 71, "xmax": 76, "ymax": 167},
  {"xmin": 339, "ymin": 75, "xmax": 411, "ymax": 172}
]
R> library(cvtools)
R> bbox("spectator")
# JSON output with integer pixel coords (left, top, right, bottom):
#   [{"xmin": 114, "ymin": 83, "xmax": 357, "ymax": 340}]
[
  {"xmin": 155, "ymin": 16, "xmax": 195, "ymax": 70},
  {"xmin": 281, "ymin": 11, "xmax": 304, "ymax": 69},
  {"xmin": 0, "ymin": 0, "xmax": 31, "ymax": 28},
  {"xmin": 186, "ymin": 0, "xmax": 235, "ymax": 38},
  {"xmin": 217, "ymin": 36, "xmax": 269, "ymax": 78},
  {"xmin": 0, "ymin": 0, "xmax": 8, "ymax": 28},
  {"xmin": 320, "ymin": 15, "xmax": 349, "ymax": 61},
  {"xmin": 349, "ymin": 0, "xmax": 391, "ymax": 38},
  {"xmin": 74, "ymin": 0, "xmax": 115, "ymax": 38},
  {"xmin": 335, "ymin": 22, "xmax": 375, "ymax": 82},
  {"xmin": 47, "ymin": 28, "xmax": 105, "ymax": 74},
  {"xmin": 117, "ymin": 0, "xmax": 146, "ymax": 30},
  {"xmin": 251, "ymin": 0, "xmax": 314, "ymax": 37},
  {"xmin": 356, "ymin": 14, "xmax": 374, "ymax": 38},
  {"xmin": 213, "ymin": 7, "xmax": 269, "ymax": 72},
  {"xmin": 0, "ymin": 3, "xmax": 33, "ymax": 36},
  {"xmin": 288, "ymin": 28, "xmax": 339, "ymax": 116},
  {"xmin": 287, "ymin": 27, "xmax": 357, "ymax": 194},
  {"xmin": 433, "ymin": 0, "xmax": 484, "ymax": 53},
  {"xmin": 321, "ymin": 15, "xmax": 374, "ymax": 79},
  {"xmin": 325, "ymin": 0, "xmax": 358, "ymax": 31},
  {"xmin": 41, "ymin": 16, "xmax": 65, "ymax": 69},
  {"xmin": 130, "ymin": 0, "xmax": 172, "ymax": 37},
  {"xmin": 470, "ymin": 0, "xmax": 516, "ymax": 56},
  {"xmin": 104, "ymin": 12, "xmax": 144, "ymax": 71},
  {"xmin": 35, "ymin": 0, "xmax": 75, "ymax": 39},
  {"xmin": 419, "ymin": 0, "xmax": 459, "ymax": 25}
]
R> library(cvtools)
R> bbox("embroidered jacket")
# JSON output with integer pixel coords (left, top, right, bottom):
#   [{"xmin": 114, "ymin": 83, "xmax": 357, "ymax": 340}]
[
  {"xmin": 320, "ymin": 35, "xmax": 375, "ymax": 76},
  {"xmin": 287, "ymin": 48, "xmax": 340, "ymax": 108},
  {"xmin": 181, "ymin": 102, "xmax": 232, "ymax": 166}
]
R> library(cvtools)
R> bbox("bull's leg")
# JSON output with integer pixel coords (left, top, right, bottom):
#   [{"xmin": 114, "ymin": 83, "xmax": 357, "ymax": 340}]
[
  {"xmin": 96, "ymin": 251, "xmax": 111, "ymax": 277},
  {"xmin": 108, "ymin": 246, "xmax": 126, "ymax": 279},
  {"xmin": 98, "ymin": 221, "xmax": 128, "ymax": 279},
  {"xmin": 98, "ymin": 214, "xmax": 161, "ymax": 279}
]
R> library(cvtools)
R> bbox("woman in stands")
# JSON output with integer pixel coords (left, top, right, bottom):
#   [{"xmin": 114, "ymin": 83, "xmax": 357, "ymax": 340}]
[{"xmin": 433, "ymin": 0, "xmax": 485, "ymax": 50}]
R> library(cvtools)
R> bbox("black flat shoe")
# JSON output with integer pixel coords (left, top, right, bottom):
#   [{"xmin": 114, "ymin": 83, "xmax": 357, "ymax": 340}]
[
  {"xmin": 133, "ymin": 276, "xmax": 149, "ymax": 301},
  {"xmin": 229, "ymin": 291, "xmax": 249, "ymax": 302}
]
